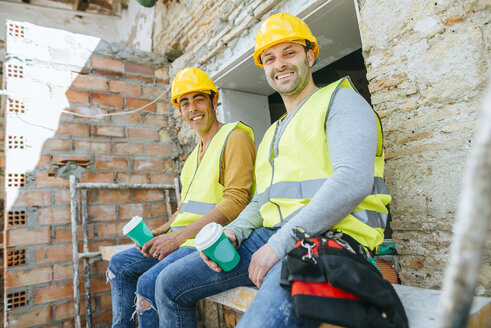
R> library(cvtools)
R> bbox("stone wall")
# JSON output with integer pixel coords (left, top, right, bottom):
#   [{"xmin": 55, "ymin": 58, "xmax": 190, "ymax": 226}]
[
  {"xmin": 150, "ymin": 0, "xmax": 491, "ymax": 296},
  {"xmin": 359, "ymin": 0, "xmax": 491, "ymax": 294},
  {"xmin": 2, "ymin": 21, "xmax": 175, "ymax": 327}
]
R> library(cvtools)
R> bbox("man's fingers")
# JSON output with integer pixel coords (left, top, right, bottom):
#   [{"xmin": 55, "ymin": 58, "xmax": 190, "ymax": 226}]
[{"xmin": 199, "ymin": 251, "xmax": 222, "ymax": 272}]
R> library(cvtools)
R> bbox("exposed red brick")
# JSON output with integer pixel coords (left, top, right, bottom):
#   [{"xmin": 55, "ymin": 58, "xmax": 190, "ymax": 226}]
[
  {"xmin": 88, "ymin": 240, "xmax": 114, "ymax": 252},
  {"xmin": 34, "ymin": 244, "xmax": 73, "ymax": 264},
  {"xmin": 5, "ymin": 265, "xmax": 52, "ymax": 288},
  {"xmin": 66, "ymin": 89, "xmax": 89, "ymax": 104},
  {"xmin": 33, "ymin": 280, "xmax": 73, "ymax": 304},
  {"xmin": 111, "ymin": 112, "xmax": 141, "ymax": 123},
  {"xmin": 124, "ymin": 62, "xmax": 154, "ymax": 76},
  {"xmin": 151, "ymin": 203, "xmax": 169, "ymax": 217},
  {"xmin": 8, "ymin": 305, "xmax": 52, "ymax": 327},
  {"xmin": 119, "ymin": 203, "xmax": 151, "ymax": 220},
  {"xmin": 126, "ymin": 74, "xmax": 153, "ymax": 83},
  {"xmin": 91, "ymin": 93, "xmax": 124, "ymax": 108},
  {"xmin": 79, "ymin": 172, "xmax": 114, "ymax": 183},
  {"xmin": 93, "ymin": 125, "xmax": 125, "ymax": 138},
  {"xmin": 51, "ymin": 154, "xmax": 91, "ymax": 164},
  {"xmin": 97, "ymin": 189, "xmax": 131, "ymax": 203},
  {"xmin": 126, "ymin": 97, "xmax": 156, "ymax": 112},
  {"xmin": 43, "ymin": 138, "xmax": 72, "ymax": 152},
  {"xmin": 109, "ymin": 80, "xmax": 140, "ymax": 95},
  {"xmin": 54, "ymin": 190, "xmax": 71, "ymax": 205},
  {"xmin": 38, "ymin": 207, "xmax": 71, "ymax": 225},
  {"xmin": 53, "ymin": 262, "xmax": 83, "ymax": 281},
  {"xmin": 54, "ymin": 225, "xmax": 89, "ymax": 243},
  {"xmin": 87, "ymin": 204, "xmax": 116, "ymax": 221},
  {"xmin": 91, "ymin": 55, "xmax": 124, "ymax": 72},
  {"xmin": 95, "ymin": 156, "xmax": 129, "ymax": 170},
  {"xmin": 75, "ymin": 140, "xmax": 111, "ymax": 154},
  {"xmin": 56, "ymin": 122, "xmax": 90, "ymax": 137},
  {"xmin": 10, "ymin": 190, "xmax": 51, "ymax": 207},
  {"xmin": 128, "ymin": 127, "xmax": 159, "ymax": 140},
  {"xmin": 93, "ymin": 311, "xmax": 113, "ymax": 325},
  {"xmin": 35, "ymin": 172, "xmax": 68, "ymax": 188},
  {"xmin": 133, "ymin": 189, "xmax": 164, "ymax": 202},
  {"xmin": 146, "ymin": 143, "xmax": 172, "ymax": 155},
  {"xmin": 149, "ymin": 172, "xmax": 174, "ymax": 185},
  {"xmin": 97, "ymin": 293, "xmax": 113, "ymax": 311},
  {"xmin": 155, "ymin": 78, "xmax": 170, "ymax": 84},
  {"xmin": 72, "ymin": 75, "xmax": 107, "ymax": 91},
  {"xmin": 6, "ymin": 227, "xmax": 51, "ymax": 247},
  {"xmin": 97, "ymin": 221, "xmax": 128, "ymax": 238},
  {"xmin": 142, "ymin": 114, "xmax": 168, "ymax": 127},
  {"xmin": 92, "ymin": 69, "xmax": 124, "ymax": 78},
  {"xmin": 116, "ymin": 173, "xmax": 148, "ymax": 184},
  {"xmin": 96, "ymin": 261, "xmax": 109, "ymax": 274},
  {"xmin": 71, "ymin": 106, "xmax": 109, "ymax": 120},
  {"xmin": 134, "ymin": 159, "xmax": 164, "ymax": 171},
  {"xmin": 114, "ymin": 142, "xmax": 144, "ymax": 154}
]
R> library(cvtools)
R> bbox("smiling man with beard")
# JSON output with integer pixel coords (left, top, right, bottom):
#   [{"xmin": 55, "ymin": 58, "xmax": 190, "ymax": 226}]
[
  {"xmin": 155, "ymin": 13, "xmax": 391, "ymax": 328},
  {"xmin": 107, "ymin": 67, "xmax": 255, "ymax": 328}
]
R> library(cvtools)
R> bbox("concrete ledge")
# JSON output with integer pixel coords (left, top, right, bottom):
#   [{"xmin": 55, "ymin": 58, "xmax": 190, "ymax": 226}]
[
  {"xmin": 208, "ymin": 285, "xmax": 491, "ymax": 328},
  {"xmin": 100, "ymin": 245, "xmax": 490, "ymax": 327}
]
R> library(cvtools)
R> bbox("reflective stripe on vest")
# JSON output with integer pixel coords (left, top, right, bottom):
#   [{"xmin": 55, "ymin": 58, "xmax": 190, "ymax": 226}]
[
  {"xmin": 171, "ymin": 121, "xmax": 254, "ymax": 247},
  {"xmin": 254, "ymin": 77, "xmax": 390, "ymax": 250}
]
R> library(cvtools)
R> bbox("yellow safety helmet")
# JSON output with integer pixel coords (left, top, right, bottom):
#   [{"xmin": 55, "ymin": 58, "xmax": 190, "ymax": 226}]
[
  {"xmin": 171, "ymin": 67, "xmax": 219, "ymax": 107},
  {"xmin": 254, "ymin": 13, "xmax": 319, "ymax": 68}
]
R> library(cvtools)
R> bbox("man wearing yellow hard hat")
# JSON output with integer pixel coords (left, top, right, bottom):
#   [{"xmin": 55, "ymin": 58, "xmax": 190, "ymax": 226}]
[
  {"xmin": 156, "ymin": 13, "xmax": 391, "ymax": 327},
  {"xmin": 108, "ymin": 67, "xmax": 255, "ymax": 327}
]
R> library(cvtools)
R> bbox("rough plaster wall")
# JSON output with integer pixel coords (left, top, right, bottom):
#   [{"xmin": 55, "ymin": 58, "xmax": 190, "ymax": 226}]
[
  {"xmin": 152, "ymin": 0, "xmax": 317, "ymax": 155},
  {"xmin": 359, "ymin": 0, "xmax": 491, "ymax": 295}
]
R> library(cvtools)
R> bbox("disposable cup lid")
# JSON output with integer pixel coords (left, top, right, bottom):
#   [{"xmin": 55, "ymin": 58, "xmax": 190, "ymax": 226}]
[
  {"xmin": 195, "ymin": 222, "xmax": 223, "ymax": 251},
  {"xmin": 122, "ymin": 216, "xmax": 143, "ymax": 235}
]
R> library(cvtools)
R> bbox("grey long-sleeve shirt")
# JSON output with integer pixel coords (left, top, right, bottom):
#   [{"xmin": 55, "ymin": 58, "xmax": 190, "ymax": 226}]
[{"xmin": 225, "ymin": 87, "xmax": 378, "ymax": 259}]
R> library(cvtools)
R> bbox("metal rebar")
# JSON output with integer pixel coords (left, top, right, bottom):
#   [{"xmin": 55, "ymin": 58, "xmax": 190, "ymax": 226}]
[
  {"xmin": 70, "ymin": 175, "xmax": 81, "ymax": 328},
  {"xmin": 81, "ymin": 190, "xmax": 92, "ymax": 328}
]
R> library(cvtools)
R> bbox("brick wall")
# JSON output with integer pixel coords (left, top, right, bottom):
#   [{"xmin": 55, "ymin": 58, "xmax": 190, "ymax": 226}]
[
  {"xmin": 3, "ymin": 21, "xmax": 175, "ymax": 327},
  {"xmin": 358, "ymin": 0, "xmax": 491, "ymax": 294}
]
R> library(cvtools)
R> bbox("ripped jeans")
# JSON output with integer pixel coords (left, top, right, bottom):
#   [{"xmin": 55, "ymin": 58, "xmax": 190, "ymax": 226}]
[
  {"xmin": 155, "ymin": 228, "xmax": 320, "ymax": 328},
  {"xmin": 108, "ymin": 246, "xmax": 196, "ymax": 328}
]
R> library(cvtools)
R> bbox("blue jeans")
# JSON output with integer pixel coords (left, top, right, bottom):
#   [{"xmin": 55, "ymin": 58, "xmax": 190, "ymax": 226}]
[
  {"xmin": 108, "ymin": 246, "xmax": 196, "ymax": 328},
  {"xmin": 155, "ymin": 228, "xmax": 320, "ymax": 328}
]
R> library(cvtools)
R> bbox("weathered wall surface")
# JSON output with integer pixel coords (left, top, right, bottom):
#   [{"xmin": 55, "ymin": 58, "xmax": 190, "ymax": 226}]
[
  {"xmin": 2, "ymin": 21, "xmax": 174, "ymax": 326},
  {"xmin": 359, "ymin": 0, "xmax": 491, "ymax": 295},
  {"xmin": 152, "ymin": 0, "xmax": 491, "ymax": 297}
]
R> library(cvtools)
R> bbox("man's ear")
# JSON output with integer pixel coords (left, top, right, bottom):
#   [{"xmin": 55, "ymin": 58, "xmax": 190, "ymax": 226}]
[
  {"xmin": 307, "ymin": 49, "xmax": 315, "ymax": 67},
  {"xmin": 212, "ymin": 92, "xmax": 219, "ymax": 110}
]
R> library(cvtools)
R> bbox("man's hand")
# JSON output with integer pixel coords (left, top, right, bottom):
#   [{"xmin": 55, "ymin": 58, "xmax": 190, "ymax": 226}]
[
  {"xmin": 141, "ymin": 233, "xmax": 181, "ymax": 261},
  {"xmin": 199, "ymin": 229, "xmax": 237, "ymax": 272},
  {"xmin": 248, "ymin": 243, "xmax": 279, "ymax": 288}
]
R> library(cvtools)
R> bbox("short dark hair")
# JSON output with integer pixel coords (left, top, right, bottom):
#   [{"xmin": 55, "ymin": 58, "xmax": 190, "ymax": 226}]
[{"xmin": 304, "ymin": 40, "xmax": 313, "ymax": 53}]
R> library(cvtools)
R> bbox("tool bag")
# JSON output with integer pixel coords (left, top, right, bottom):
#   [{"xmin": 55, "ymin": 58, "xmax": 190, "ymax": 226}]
[{"xmin": 280, "ymin": 229, "xmax": 408, "ymax": 328}]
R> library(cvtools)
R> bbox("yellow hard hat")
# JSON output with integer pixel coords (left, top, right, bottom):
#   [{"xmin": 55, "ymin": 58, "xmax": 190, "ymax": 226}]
[
  {"xmin": 171, "ymin": 67, "xmax": 218, "ymax": 107},
  {"xmin": 254, "ymin": 13, "xmax": 319, "ymax": 68}
]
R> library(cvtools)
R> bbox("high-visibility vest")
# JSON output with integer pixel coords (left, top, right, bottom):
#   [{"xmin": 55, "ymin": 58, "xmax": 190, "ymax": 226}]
[
  {"xmin": 254, "ymin": 77, "xmax": 391, "ymax": 250},
  {"xmin": 171, "ymin": 121, "xmax": 254, "ymax": 247}
]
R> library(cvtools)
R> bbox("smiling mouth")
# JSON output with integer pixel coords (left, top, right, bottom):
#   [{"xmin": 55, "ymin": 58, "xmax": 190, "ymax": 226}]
[
  {"xmin": 191, "ymin": 115, "xmax": 204, "ymax": 121},
  {"xmin": 275, "ymin": 72, "xmax": 294, "ymax": 80}
]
